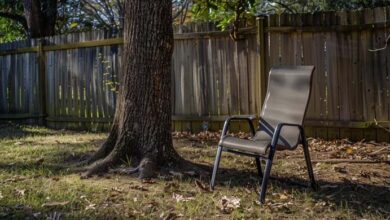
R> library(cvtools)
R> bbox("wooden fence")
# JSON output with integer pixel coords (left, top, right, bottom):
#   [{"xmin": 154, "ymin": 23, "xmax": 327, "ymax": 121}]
[
  {"xmin": 264, "ymin": 7, "xmax": 390, "ymax": 141},
  {"xmin": 0, "ymin": 7, "xmax": 389, "ymax": 141}
]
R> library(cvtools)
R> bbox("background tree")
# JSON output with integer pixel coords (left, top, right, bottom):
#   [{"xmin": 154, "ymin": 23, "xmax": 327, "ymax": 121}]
[
  {"xmin": 83, "ymin": 0, "xmax": 184, "ymax": 178},
  {"xmin": 173, "ymin": 0, "xmax": 192, "ymax": 25},
  {"xmin": 0, "ymin": 0, "xmax": 58, "ymax": 39},
  {"xmin": 3, "ymin": 0, "xmax": 390, "ymax": 42},
  {"xmin": 57, "ymin": 0, "xmax": 124, "ymax": 34},
  {"xmin": 23, "ymin": 0, "xmax": 58, "ymax": 38},
  {"xmin": 191, "ymin": 0, "xmax": 390, "ymax": 39}
]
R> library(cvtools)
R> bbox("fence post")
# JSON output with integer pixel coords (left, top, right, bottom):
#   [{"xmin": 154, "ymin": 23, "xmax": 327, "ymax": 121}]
[
  {"xmin": 256, "ymin": 16, "xmax": 267, "ymax": 115},
  {"xmin": 38, "ymin": 40, "xmax": 47, "ymax": 124}
]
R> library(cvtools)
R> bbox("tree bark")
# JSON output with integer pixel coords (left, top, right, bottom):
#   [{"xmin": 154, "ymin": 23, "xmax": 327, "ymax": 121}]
[
  {"xmin": 83, "ymin": 0, "xmax": 182, "ymax": 178},
  {"xmin": 23, "ymin": 0, "xmax": 57, "ymax": 38}
]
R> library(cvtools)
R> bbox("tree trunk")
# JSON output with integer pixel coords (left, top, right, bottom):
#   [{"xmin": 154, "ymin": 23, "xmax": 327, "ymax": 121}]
[
  {"xmin": 23, "ymin": 0, "xmax": 57, "ymax": 38},
  {"xmin": 83, "ymin": 0, "xmax": 181, "ymax": 178}
]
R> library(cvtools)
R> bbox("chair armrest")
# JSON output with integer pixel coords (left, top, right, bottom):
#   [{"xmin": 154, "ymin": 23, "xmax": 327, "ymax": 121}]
[
  {"xmin": 221, "ymin": 115, "xmax": 257, "ymax": 137},
  {"xmin": 271, "ymin": 123, "xmax": 305, "ymax": 150}
]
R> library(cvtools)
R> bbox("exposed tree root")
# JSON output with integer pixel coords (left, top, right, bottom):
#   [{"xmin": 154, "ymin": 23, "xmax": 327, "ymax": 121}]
[
  {"xmin": 86, "ymin": 140, "xmax": 115, "ymax": 165},
  {"xmin": 81, "ymin": 142, "xmax": 209, "ymax": 180},
  {"xmin": 81, "ymin": 153, "xmax": 120, "ymax": 179},
  {"xmin": 86, "ymin": 125, "xmax": 118, "ymax": 164},
  {"xmin": 110, "ymin": 167, "xmax": 140, "ymax": 175}
]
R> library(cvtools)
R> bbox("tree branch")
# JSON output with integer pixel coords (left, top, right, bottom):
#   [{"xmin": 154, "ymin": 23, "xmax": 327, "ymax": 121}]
[
  {"xmin": 369, "ymin": 34, "xmax": 390, "ymax": 52},
  {"xmin": 273, "ymin": 1, "xmax": 297, "ymax": 14}
]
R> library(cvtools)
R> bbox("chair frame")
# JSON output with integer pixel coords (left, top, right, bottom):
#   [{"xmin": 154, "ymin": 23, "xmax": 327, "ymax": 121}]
[{"xmin": 210, "ymin": 115, "xmax": 317, "ymax": 203}]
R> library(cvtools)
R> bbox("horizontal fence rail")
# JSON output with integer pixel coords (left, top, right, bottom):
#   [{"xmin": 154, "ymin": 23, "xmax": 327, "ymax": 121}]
[{"xmin": 0, "ymin": 8, "xmax": 389, "ymax": 141}]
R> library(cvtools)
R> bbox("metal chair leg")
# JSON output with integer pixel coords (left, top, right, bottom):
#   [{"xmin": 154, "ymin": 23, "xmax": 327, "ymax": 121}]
[
  {"xmin": 302, "ymin": 141, "xmax": 317, "ymax": 190},
  {"xmin": 210, "ymin": 145, "xmax": 223, "ymax": 190},
  {"xmin": 255, "ymin": 157, "xmax": 263, "ymax": 178},
  {"xmin": 259, "ymin": 150, "xmax": 275, "ymax": 203}
]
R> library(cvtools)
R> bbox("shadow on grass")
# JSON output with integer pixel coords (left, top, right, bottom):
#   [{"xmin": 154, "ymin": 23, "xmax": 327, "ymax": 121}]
[
  {"xmin": 211, "ymin": 166, "xmax": 390, "ymax": 218},
  {"xmin": 0, "ymin": 157, "xmax": 389, "ymax": 218},
  {"xmin": 0, "ymin": 161, "xmax": 86, "ymax": 176},
  {"xmin": 0, "ymin": 123, "xmax": 57, "ymax": 140},
  {"xmin": 0, "ymin": 124, "xmax": 388, "ymax": 218},
  {"xmin": 0, "ymin": 205, "xmax": 120, "ymax": 220}
]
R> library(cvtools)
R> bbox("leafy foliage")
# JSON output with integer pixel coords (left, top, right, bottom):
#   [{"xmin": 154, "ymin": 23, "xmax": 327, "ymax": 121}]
[
  {"xmin": 191, "ymin": 0, "xmax": 390, "ymax": 31},
  {"xmin": 0, "ymin": 18, "xmax": 25, "ymax": 43},
  {"xmin": 0, "ymin": 0, "xmax": 26, "ymax": 42},
  {"xmin": 2, "ymin": 0, "xmax": 390, "ymax": 42},
  {"xmin": 191, "ymin": 0, "xmax": 261, "ymax": 30}
]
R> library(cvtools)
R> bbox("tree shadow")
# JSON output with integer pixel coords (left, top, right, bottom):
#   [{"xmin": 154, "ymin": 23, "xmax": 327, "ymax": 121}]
[
  {"xmin": 0, "ymin": 122, "xmax": 58, "ymax": 140},
  {"xmin": 207, "ymin": 165, "xmax": 390, "ymax": 218},
  {"xmin": 0, "ymin": 160, "xmax": 87, "ymax": 176}
]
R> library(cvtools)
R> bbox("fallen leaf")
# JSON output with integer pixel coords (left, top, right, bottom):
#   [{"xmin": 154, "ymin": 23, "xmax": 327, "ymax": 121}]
[
  {"xmin": 142, "ymin": 179, "xmax": 156, "ymax": 184},
  {"xmin": 5, "ymin": 176, "xmax": 26, "ymax": 183},
  {"xmin": 172, "ymin": 193, "xmax": 195, "ymax": 202},
  {"xmin": 345, "ymin": 146, "xmax": 354, "ymax": 155},
  {"xmin": 334, "ymin": 166, "xmax": 347, "ymax": 174},
  {"xmin": 129, "ymin": 185, "xmax": 148, "ymax": 191},
  {"xmin": 279, "ymin": 194, "xmax": 289, "ymax": 200},
  {"xmin": 360, "ymin": 170, "xmax": 371, "ymax": 178},
  {"xmin": 42, "ymin": 201, "xmax": 69, "ymax": 207},
  {"xmin": 195, "ymin": 179, "xmax": 210, "ymax": 192},
  {"xmin": 85, "ymin": 203, "xmax": 96, "ymax": 210},
  {"xmin": 163, "ymin": 182, "xmax": 179, "ymax": 192},
  {"xmin": 163, "ymin": 212, "xmax": 177, "ymax": 220},
  {"xmin": 35, "ymin": 158, "xmax": 44, "ymax": 165},
  {"xmin": 267, "ymin": 201, "xmax": 293, "ymax": 211},
  {"xmin": 218, "ymin": 196, "xmax": 241, "ymax": 214},
  {"xmin": 15, "ymin": 189, "xmax": 25, "ymax": 197},
  {"xmin": 32, "ymin": 212, "xmax": 41, "ymax": 218},
  {"xmin": 111, "ymin": 187, "xmax": 123, "ymax": 192}
]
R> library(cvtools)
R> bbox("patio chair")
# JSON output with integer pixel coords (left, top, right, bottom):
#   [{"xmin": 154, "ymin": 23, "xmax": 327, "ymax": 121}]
[{"xmin": 210, "ymin": 66, "xmax": 317, "ymax": 203}]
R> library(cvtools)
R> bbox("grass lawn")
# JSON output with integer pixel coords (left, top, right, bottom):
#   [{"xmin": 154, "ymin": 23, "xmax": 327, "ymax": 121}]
[{"xmin": 0, "ymin": 124, "xmax": 389, "ymax": 219}]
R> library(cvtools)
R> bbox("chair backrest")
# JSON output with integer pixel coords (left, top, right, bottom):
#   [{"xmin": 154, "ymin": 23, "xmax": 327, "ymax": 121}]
[{"xmin": 256, "ymin": 66, "xmax": 314, "ymax": 148}]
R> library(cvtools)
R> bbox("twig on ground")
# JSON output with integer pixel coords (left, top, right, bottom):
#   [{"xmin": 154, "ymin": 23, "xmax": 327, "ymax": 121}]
[{"xmin": 369, "ymin": 147, "xmax": 389, "ymax": 156}]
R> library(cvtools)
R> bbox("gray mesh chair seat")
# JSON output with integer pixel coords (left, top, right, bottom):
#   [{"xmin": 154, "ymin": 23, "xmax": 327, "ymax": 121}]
[
  {"xmin": 219, "ymin": 136, "xmax": 270, "ymax": 155},
  {"xmin": 220, "ymin": 130, "xmax": 296, "ymax": 155},
  {"xmin": 210, "ymin": 66, "xmax": 318, "ymax": 204}
]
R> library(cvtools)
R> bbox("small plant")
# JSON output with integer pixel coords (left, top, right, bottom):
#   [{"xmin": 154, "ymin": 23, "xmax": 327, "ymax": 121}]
[{"xmin": 98, "ymin": 53, "xmax": 119, "ymax": 93}]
